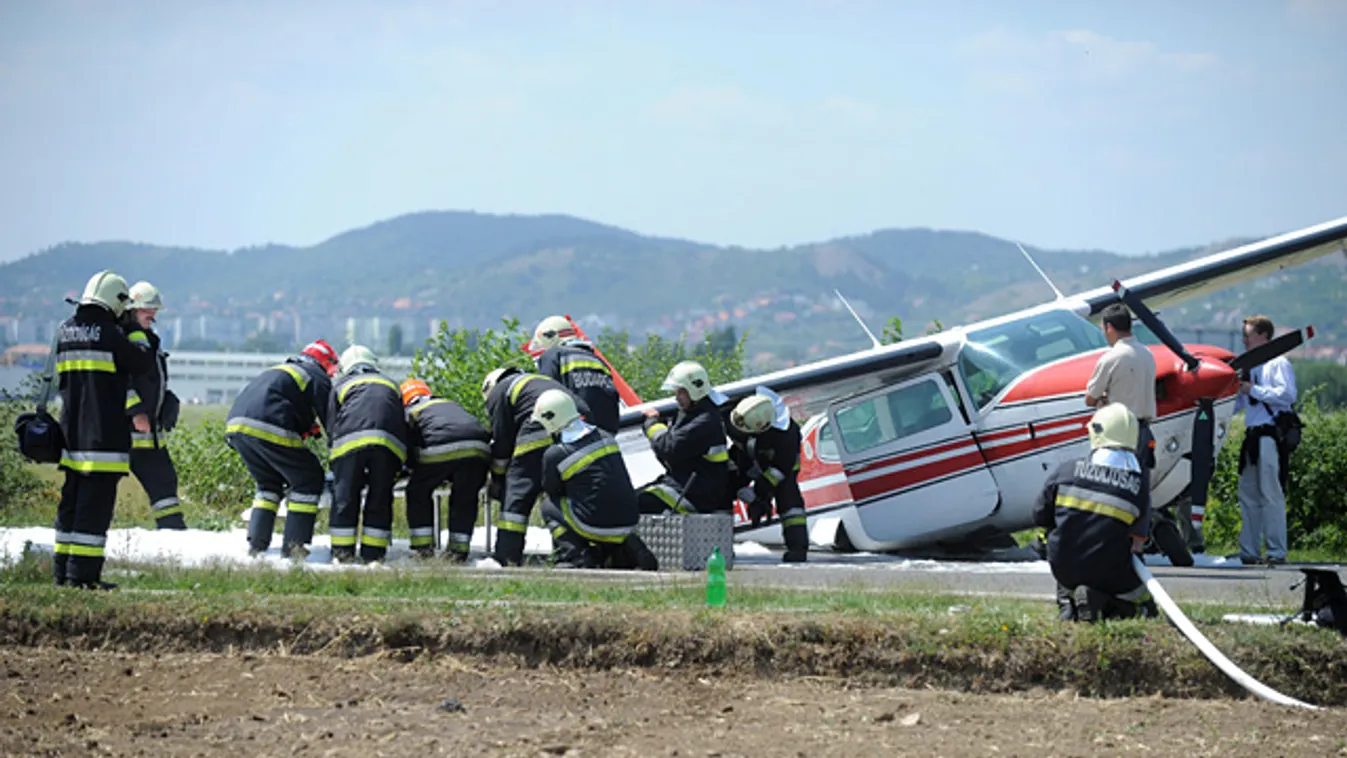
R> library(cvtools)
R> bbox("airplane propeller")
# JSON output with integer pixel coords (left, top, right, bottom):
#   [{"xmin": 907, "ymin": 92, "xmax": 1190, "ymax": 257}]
[{"xmin": 1111, "ymin": 281, "xmax": 1313, "ymax": 549}]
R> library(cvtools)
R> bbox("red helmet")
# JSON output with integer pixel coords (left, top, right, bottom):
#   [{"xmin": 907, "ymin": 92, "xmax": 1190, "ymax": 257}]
[{"xmin": 301, "ymin": 339, "xmax": 339, "ymax": 377}]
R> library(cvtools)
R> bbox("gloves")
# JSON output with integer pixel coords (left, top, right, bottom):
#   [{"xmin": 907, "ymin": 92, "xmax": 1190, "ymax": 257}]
[
  {"xmin": 301, "ymin": 423, "xmax": 321, "ymax": 440},
  {"xmin": 487, "ymin": 475, "xmax": 505, "ymax": 503}
]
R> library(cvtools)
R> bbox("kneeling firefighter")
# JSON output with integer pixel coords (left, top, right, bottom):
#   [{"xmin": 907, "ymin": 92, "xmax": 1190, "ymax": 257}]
[
  {"xmin": 400, "ymin": 378, "xmax": 491, "ymax": 561},
  {"xmin": 1033, "ymin": 403, "xmax": 1158, "ymax": 621},
  {"xmin": 121, "ymin": 281, "xmax": 186, "ymax": 530},
  {"xmin": 226, "ymin": 339, "xmax": 338, "ymax": 557},
  {"xmin": 481, "ymin": 366, "xmax": 590, "ymax": 566},
  {"xmin": 532, "ymin": 389, "xmax": 658, "ymax": 570},
  {"xmin": 327, "ymin": 345, "xmax": 408, "ymax": 563},
  {"xmin": 727, "ymin": 389, "xmax": 808, "ymax": 562},
  {"xmin": 637, "ymin": 361, "xmax": 731, "ymax": 514}
]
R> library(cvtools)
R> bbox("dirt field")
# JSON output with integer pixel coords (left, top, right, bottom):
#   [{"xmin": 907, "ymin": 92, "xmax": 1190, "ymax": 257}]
[{"xmin": 2, "ymin": 647, "xmax": 1344, "ymax": 757}]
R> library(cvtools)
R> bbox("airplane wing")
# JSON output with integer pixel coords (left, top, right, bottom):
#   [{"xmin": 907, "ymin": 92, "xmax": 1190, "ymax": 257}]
[{"xmin": 1078, "ymin": 215, "xmax": 1347, "ymax": 316}]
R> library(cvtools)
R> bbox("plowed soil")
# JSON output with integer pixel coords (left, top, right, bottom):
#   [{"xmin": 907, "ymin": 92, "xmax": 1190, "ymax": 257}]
[{"xmin": 2, "ymin": 647, "xmax": 1344, "ymax": 758}]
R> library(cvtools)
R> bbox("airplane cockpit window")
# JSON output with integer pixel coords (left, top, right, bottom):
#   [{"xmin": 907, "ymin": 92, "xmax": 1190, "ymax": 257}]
[
  {"xmin": 957, "ymin": 310, "xmax": 1107, "ymax": 409},
  {"xmin": 816, "ymin": 420, "xmax": 839, "ymax": 461},
  {"xmin": 835, "ymin": 377, "xmax": 952, "ymax": 454}
]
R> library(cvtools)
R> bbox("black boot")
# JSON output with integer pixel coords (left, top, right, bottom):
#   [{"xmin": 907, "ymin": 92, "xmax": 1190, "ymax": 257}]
[
  {"xmin": 70, "ymin": 579, "xmax": 118, "ymax": 591},
  {"xmin": 620, "ymin": 534, "xmax": 659, "ymax": 572},
  {"xmin": 154, "ymin": 514, "xmax": 188, "ymax": 530},
  {"xmin": 331, "ymin": 546, "xmax": 359, "ymax": 564},
  {"xmin": 1056, "ymin": 583, "xmax": 1078, "ymax": 622}
]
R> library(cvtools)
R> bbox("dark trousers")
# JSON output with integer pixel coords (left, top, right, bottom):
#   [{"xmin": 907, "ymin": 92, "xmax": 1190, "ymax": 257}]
[
  {"xmin": 131, "ymin": 447, "xmax": 185, "ymax": 530},
  {"xmin": 405, "ymin": 460, "xmax": 487, "ymax": 558},
  {"xmin": 539, "ymin": 498, "xmax": 657, "ymax": 570},
  {"xmin": 228, "ymin": 434, "xmax": 325, "ymax": 556},
  {"xmin": 330, "ymin": 447, "xmax": 401, "ymax": 562},
  {"xmin": 1051, "ymin": 547, "xmax": 1151, "ymax": 621},
  {"xmin": 53, "ymin": 471, "xmax": 121, "ymax": 584},
  {"xmin": 492, "ymin": 450, "xmax": 544, "ymax": 566}
]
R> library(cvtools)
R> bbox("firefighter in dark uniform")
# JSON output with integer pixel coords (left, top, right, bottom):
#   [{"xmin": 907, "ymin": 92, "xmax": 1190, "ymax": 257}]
[
  {"xmin": 399, "ymin": 378, "xmax": 491, "ymax": 561},
  {"xmin": 727, "ymin": 390, "xmax": 809, "ymax": 563},
  {"xmin": 53, "ymin": 270, "xmax": 154, "ymax": 589},
  {"xmin": 1033, "ymin": 404, "xmax": 1158, "ymax": 622},
  {"xmin": 481, "ymin": 366, "xmax": 590, "ymax": 566},
  {"xmin": 226, "ymin": 339, "xmax": 338, "ymax": 557},
  {"xmin": 121, "ymin": 281, "xmax": 186, "ymax": 530},
  {"xmin": 327, "ymin": 345, "xmax": 408, "ymax": 564},
  {"xmin": 530, "ymin": 315, "xmax": 621, "ymax": 434},
  {"xmin": 532, "ymin": 389, "xmax": 659, "ymax": 570},
  {"xmin": 637, "ymin": 360, "xmax": 731, "ymax": 514}
]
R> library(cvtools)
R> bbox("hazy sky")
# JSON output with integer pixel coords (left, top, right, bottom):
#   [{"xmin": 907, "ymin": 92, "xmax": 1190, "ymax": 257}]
[{"xmin": 2, "ymin": 0, "xmax": 1345, "ymax": 262}]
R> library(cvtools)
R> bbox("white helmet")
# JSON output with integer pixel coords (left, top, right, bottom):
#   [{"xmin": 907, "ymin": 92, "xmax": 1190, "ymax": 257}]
[
  {"xmin": 532, "ymin": 388, "xmax": 580, "ymax": 435},
  {"xmin": 80, "ymin": 270, "xmax": 131, "ymax": 317},
  {"xmin": 531, "ymin": 315, "xmax": 577, "ymax": 351},
  {"xmin": 661, "ymin": 360, "xmax": 713, "ymax": 402},
  {"xmin": 128, "ymin": 281, "xmax": 164, "ymax": 311},
  {"xmin": 730, "ymin": 395, "xmax": 775, "ymax": 435},
  {"xmin": 338, "ymin": 344, "xmax": 379, "ymax": 377},
  {"xmin": 1088, "ymin": 403, "xmax": 1139, "ymax": 451},
  {"xmin": 481, "ymin": 366, "xmax": 521, "ymax": 400}
]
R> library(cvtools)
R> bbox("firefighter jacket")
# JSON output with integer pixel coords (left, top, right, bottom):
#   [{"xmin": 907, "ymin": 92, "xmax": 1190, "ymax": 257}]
[
  {"xmin": 56, "ymin": 304, "xmax": 155, "ymax": 474},
  {"xmin": 1032, "ymin": 456, "xmax": 1148, "ymax": 572},
  {"xmin": 642, "ymin": 396, "xmax": 730, "ymax": 511},
  {"xmin": 328, "ymin": 366, "xmax": 409, "ymax": 463},
  {"xmin": 727, "ymin": 419, "xmax": 803, "ymax": 505},
  {"xmin": 226, "ymin": 356, "xmax": 332, "ymax": 449},
  {"xmin": 485, "ymin": 373, "xmax": 590, "ymax": 476},
  {"xmin": 540, "ymin": 425, "xmax": 639, "ymax": 542},
  {"xmin": 405, "ymin": 395, "xmax": 491, "ymax": 467},
  {"xmin": 536, "ymin": 342, "xmax": 620, "ymax": 433},
  {"xmin": 121, "ymin": 320, "xmax": 171, "ymax": 450}
]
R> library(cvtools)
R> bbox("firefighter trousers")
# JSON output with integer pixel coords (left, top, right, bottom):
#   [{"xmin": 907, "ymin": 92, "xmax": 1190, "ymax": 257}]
[
  {"xmin": 131, "ymin": 447, "xmax": 185, "ymax": 530},
  {"xmin": 53, "ymin": 471, "xmax": 122, "ymax": 586},
  {"xmin": 771, "ymin": 482, "xmax": 810, "ymax": 563},
  {"xmin": 539, "ymin": 498, "xmax": 657, "ymax": 570},
  {"xmin": 228, "ymin": 433, "xmax": 325, "ymax": 556},
  {"xmin": 330, "ymin": 447, "xmax": 401, "ymax": 563},
  {"xmin": 492, "ymin": 450, "xmax": 545, "ymax": 567},
  {"xmin": 1051, "ymin": 549, "xmax": 1153, "ymax": 622},
  {"xmin": 404, "ymin": 459, "xmax": 488, "ymax": 559}
]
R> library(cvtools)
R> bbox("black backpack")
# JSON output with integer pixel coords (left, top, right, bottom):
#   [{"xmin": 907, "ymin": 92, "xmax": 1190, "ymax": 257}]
[
  {"xmin": 11, "ymin": 335, "xmax": 65, "ymax": 465},
  {"xmin": 1274, "ymin": 410, "xmax": 1304, "ymax": 454}
]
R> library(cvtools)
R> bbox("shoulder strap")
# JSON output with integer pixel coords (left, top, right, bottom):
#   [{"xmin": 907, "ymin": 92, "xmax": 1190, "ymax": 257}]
[{"xmin": 36, "ymin": 330, "xmax": 60, "ymax": 414}]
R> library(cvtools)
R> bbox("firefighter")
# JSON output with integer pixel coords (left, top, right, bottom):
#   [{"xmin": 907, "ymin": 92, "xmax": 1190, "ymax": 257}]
[
  {"xmin": 53, "ymin": 270, "xmax": 154, "ymax": 589},
  {"xmin": 532, "ymin": 389, "xmax": 659, "ymax": 570},
  {"xmin": 481, "ymin": 366, "xmax": 590, "ymax": 566},
  {"xmin": 637, "ymin": 360, "xmax": 731, "ymax": 515},
  {"xmin": 226, "ymin": 339, "xmax": 338, "ymax": 557},
  {"xmin": 530, "ymin": 315, "xmax": 621, "ymax": 434},
  {"xmin": 727, "ymin": 390, "xmax": 808, "ymax": 562},
  {"xmin": 1033, "ymin": 404, "xmax": 1158, "ymax": 622},
  {"xmin": 400, "ymin": 378, "xmax": 490, "ymax": 561},
  {"xmin": 121, "ymin": 281, "xmax": 186, "ymax": 530},
  {"xmin": 327, "ymin": 345, "xmax": 408, "ymax": 564}
]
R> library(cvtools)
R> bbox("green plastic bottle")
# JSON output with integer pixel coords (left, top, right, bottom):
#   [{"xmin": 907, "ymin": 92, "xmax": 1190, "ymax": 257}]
[{"xmin": 706, "ymin": 547, "xmax": 727, "ymax": 607}]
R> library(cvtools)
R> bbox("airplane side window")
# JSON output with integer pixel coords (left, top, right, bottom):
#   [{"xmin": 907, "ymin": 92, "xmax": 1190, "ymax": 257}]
[
  {"xmin": 816, "ymin": 421, "xmax": 839, "ymax": 461},
  {"xmin": 836, "ymin": 379, "xmax": 952, "ymax": 454}
]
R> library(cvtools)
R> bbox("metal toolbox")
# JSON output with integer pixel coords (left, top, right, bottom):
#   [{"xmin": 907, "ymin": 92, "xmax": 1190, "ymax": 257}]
[{"xmin": 637, "ymin": 513, "xmax": 735, "ymax": 571}]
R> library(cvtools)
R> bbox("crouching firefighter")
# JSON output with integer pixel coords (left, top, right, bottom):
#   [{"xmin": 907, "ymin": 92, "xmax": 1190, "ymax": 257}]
[
  {"xmin": 531, "ymin": 315, "xmax": 621, "ymax": 434},
  {"xmin": 533, "ymin": 389, "xmax": 658, "ymax": 570},
  {"xmin": 728, "ymin": 389, "xmax": 808, "ymax": 563},
  {"xmin": 481, "ymin": 366, "xmax": 590, "ymax": 566},
  {"xmin": 1033, "ymin": 404, "xmax": 1158, "ymax": 622},
  {"xmin": 53, "ymin": 271, "xmax": 155, "ymax": 589},
  {"xmin": 226, "ymin": 339, "xmax": 338, "ymax": 557},
  {"xmin": 637, "ymin": 361, "xmax": 731, "ymax": 514},
  {"xmin": 400, "ymin": 378, "xmax": 490, "ymax": 561},
  {"xmin": 327, "ymin": 346, "xmax": 408, "ymax": 563},
  {"xmin": 121, "ymin": 281, "xmax": 186, "ymax": 530}
]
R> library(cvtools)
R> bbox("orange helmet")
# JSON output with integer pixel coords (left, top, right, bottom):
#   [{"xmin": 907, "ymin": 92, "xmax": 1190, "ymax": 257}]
[{"xmin": 400, "ymin": 378, "xmax": 432, "ymax": 406}]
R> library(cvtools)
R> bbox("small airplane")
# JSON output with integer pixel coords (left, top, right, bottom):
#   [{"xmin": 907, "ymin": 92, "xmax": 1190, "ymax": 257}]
[{"xmin": 584, "ymin": 215, "xmax": 1347, "ymax": 557}]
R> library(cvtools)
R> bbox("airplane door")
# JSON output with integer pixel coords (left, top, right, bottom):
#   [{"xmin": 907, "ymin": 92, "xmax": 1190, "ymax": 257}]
[{"xmin": 828, "ymin": 372, "xmax": 1000, "ymax": 546}]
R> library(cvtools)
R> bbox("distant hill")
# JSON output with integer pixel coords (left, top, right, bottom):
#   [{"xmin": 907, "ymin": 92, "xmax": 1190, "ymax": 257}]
[{"xmin": 1, "ymin": 210, "xmax": 1342, "ymax": 367}]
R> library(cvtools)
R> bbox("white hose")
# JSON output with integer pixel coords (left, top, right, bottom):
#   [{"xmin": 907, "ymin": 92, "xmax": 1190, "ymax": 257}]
[{"xmin": 1132, "ymin": 556, "xmax": 1320, "ymax": 710}]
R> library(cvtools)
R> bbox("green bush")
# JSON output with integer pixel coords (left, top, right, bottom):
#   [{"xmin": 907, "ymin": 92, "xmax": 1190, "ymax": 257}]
[{"xmin": 165, "ymin": 415, "xmax": 254, "ymax": 529}]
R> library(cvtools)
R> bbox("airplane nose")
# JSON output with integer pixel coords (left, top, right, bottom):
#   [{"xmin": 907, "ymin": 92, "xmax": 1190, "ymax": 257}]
[{"xmin": 1167, "ymin": 358, "xmax": 1238, "ymax": 404}]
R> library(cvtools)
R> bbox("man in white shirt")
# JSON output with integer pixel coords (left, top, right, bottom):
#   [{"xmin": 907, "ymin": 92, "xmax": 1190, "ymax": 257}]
[{"xmin": 1234, "ymin": 315, "xmax": 1298, "ymax": 566}]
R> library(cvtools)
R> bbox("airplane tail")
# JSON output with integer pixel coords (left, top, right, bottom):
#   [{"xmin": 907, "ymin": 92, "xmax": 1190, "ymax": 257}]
[{"xmin": 519, "ymin": 314, "xmax": 644, "ymax": 408}]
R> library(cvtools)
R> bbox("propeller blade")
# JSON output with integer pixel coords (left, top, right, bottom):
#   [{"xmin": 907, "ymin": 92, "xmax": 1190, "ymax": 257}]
[
  {"xmin": 1112, "ymin": 281, "xmax": 1199, "ymax": 371},
  {"xmin": 1189, "ymin": 398, "xmax": 1216, "ymax": 516},
  {"xmin": 1228, "ymin": 326, "xmax": 1315, "ymax": 375}
]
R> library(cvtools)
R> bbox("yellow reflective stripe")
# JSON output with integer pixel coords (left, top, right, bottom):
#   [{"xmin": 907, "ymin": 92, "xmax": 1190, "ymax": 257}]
[
  {"xmin": 644, "ymin": 423, "xmax": 668, "ymax": 441},
  {"xmin": 508, "ymin": 374, "xmax": 541, "ymax": 404},
  {"xmin": 60, "ymin": 457, "xmax": 130, "ymax": 474},
  {"xmin": 330, "ymin": 534, "xmax": 357, "ymax": 547},
  {"xmin": 54, "ymin": 543, "xmax": 106, "ymax": 557},
  {"xmin": 57, "ymin": 360, "xmax": 116, "ymax": 373},
  {"xmin": 337, "ymin": 375, "xmax": 398, "ymax": 403},
  {"xmin": 409, "ymin": 534, "xmax": 435, "ymax": 547},
  {"xmin": 126, "ymin": 390, "xmax": 142, "ymax": 410},
  {"xmin": 763, "ymin": 467, "xmax": 784, "ymax": 486},
  {"xmin": 331, "ymin": 434, "xmax": 408, "ymax": 462},
  {"xmin": 560, "ymin": 358, "xmax": 609, "ymax": 375},
  {"xmin": 226, "ymin": 422, "xmax": 306, "ymax": 448},
  {"xmin": 132, "ymin": 439, "xmax": 159, "ymax": 449},
  {"xmin": 782, "ymin": 516, "xmax": 808, "ymax": 527},
  {"xmin": 496, "ymin": 519, "xmax": 528, "ymax": 534},
  {"xmin": 361, "ymin": 534, "xmax": 390, "ymax": 547},
  {"xmin": 561, "ymin": 443, "xmax": 619, "ymax": 481},
  {"xmin": 513, "ymin": 437, "xmax": 552, "ymax": 457},
  {"xmin": 1056, "ymin": 494, "xmax": 1137, "ymax": 525},
  {"xmin": 251, "ymin": 498, "xmax": 279, "ymax": 513},
  {"xmin": 703, "ymin": 450, "xmax": 729, "ymax": 463},
  {"xmin": 560, "ymin": 497, "xmax": 629, "ymax": 544},
  {"xmin": 127, "ymin": 330, "xmax": 150, "ymax": 346},
  {"xmin": 409, "ymin": 398, "xmax": 451, "ymax": 417},
  {"xmin": 274, "ymin": 364, "xmax": 309, "ymax": 391},
  {"xmin": 286, "ymin": 502, "xmax": 319, "ymax": 514}
]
